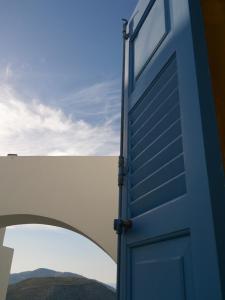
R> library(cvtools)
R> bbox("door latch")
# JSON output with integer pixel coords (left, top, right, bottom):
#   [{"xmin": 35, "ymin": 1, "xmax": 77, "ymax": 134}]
[{"xmin": 114, "ymin": 219, "xmax": 132, "ymax": 234}]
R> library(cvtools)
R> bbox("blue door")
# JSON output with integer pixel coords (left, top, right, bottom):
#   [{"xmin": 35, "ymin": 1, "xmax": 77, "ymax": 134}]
[{"xmin": 118, "ymin": 0, "xmax": 225, "ymax": 299}]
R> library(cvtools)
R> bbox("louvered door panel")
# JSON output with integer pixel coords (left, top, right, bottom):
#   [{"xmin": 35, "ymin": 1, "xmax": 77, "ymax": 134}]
[{"xmin": 128, "ymin": 55, "xmax": 186, "ymax": 217}]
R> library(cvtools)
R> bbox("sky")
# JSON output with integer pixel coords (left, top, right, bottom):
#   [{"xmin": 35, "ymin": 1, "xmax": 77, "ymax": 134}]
[
  {"xmin": 1, "ymin": 0, "xmax": 138, "ymax": 286},
  {"xmin": 0, "ymin": 0, "xmax": 137, "ymax": 156},
  {"xmin": 4, "ymin": 225, "xmax": 117, "ymax": 285}
]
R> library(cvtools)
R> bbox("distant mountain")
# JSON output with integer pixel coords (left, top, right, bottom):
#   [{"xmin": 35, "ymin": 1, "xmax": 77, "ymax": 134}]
[
  {"xmin": 9, "ymin": 268, "xmax": 82, "ymax": 285},
  {"xmin": 7, "ymin": 276, "xmax": 116, "ymax": 300}
]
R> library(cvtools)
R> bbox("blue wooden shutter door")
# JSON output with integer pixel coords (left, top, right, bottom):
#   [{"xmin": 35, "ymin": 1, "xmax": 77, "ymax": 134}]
[{"xmin": 118, "ymin": 0, "xmax": 225, "ymax": 299}]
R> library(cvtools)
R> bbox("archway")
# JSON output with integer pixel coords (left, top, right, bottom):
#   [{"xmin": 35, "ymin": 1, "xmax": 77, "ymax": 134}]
[
  {"xmin": 0, "ymin": 156, "xmax": 118, "ymax": 260},
  {"xmin": 1, "ymin": 214, "xmax": 115, "ymax": 260},
  {"xmin": 0, "ymin": 156, "xmax": 118, "ymax": 300},
  {"xmin": 3, "ymin": 223, "xmax": 117, "ymax": 299}
]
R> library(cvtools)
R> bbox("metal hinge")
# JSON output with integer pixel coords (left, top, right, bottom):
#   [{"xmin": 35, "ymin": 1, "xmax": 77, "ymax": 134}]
[
  {"xmin": 118, "ymin": 156, "xmax": 127, "ymax": 186},
  {"xmin": 122, "ymin": 18, "xmax": 130, "ymax": 40},
  {"xmin": 114, "ymin": 219, "xmax": 132, "ymax": 235}
]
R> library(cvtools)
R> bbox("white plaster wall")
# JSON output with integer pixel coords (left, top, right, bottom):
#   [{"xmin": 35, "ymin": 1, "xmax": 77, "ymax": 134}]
[
  {"xmin": 0, "ymin": 229, "xmax": 13, "ymax": 300},
  {"xmin": 0, "ymin": 228, "xmax": 5, "ymax": 245},
  {"xmin": 0, "ymin": 156, "xmax": 118, "ymax": 260}
]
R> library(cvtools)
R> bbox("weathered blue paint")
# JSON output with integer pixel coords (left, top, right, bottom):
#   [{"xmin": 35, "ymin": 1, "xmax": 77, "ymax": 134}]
[{"xmin": 118, "ymin": 0, "xmax": 225, "ymax": 299}]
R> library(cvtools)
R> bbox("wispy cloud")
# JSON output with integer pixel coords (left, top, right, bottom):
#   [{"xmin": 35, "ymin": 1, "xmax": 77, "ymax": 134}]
[
  {"xmin": 56, "ymin": 80, "xmax": 121, "ymax": 127},
  {"xmin": 0, "ymin": 62, "xmax": 70, "ymax": 81},
  {"xmin": 0, "ymin": 63, "xmax": 14, "ymax": 81},
  {"xmin": 0, "ymin": 83, "xmax": 120, "ymax": 156},
  {"xmin": 5, "ymin": 64, "xmax": 13, "ymax": 80}
]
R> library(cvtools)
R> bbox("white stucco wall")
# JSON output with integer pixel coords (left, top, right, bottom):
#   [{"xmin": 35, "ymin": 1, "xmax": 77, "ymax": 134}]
[
  {"xmin": 0, "ymin": 228, "xmax": 5, "ymax": 245},
  {"xmin": 0, "ymin": 156, "xmax": 118, "ymax": 260},
  {"xmin": 0, "ymin": 228, "xmax": 13, "ymax": 300}
]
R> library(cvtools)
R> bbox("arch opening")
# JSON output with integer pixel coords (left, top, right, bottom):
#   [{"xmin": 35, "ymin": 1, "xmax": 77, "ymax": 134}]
[
  {"xmin": 0, "ymin": 214, "xmax": 115, "ymax": 261},
  {"xmin": 3, "ymin": 221, "xmax": 117, "ymax": 298}
]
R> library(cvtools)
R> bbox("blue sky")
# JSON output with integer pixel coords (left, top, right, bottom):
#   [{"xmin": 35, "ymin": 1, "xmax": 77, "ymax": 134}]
[
  {"xmin": 0, "ymin": 0, "xmax": 137, "ymax": 155},
  {"xmin": 1, "ymin": 0, "xmax": 138, "ymax": 285}
]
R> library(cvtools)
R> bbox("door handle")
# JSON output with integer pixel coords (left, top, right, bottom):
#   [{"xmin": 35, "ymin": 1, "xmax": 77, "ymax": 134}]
[{"xmin": 114, "ymin": 219, "xmax": 132, "ymax": 234}]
